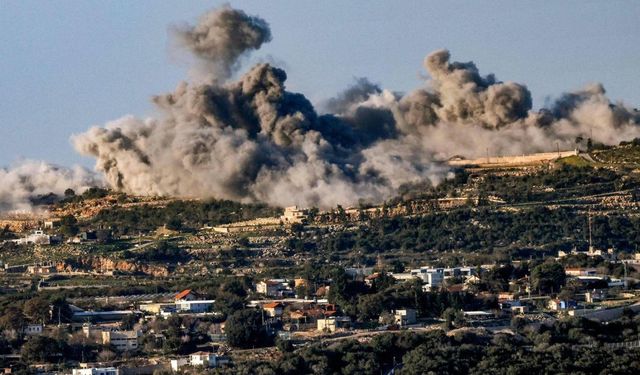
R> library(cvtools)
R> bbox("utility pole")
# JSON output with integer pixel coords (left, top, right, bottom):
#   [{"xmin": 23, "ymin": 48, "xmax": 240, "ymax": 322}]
[{"xmin": 588, "ymin": 209, "xmax": 593, "ymax": 252}]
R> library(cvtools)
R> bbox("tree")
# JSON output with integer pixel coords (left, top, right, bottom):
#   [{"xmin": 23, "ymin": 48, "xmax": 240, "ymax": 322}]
[
  {"xmin": 23, "ymin": 297, "xmax": 51, "ymax": 323},
  {"xmin": 120, "ymin": 314, "xmax": 139, "ymax": 330},
  {"xmin": 442, "ymin": 308, "xmax": 464, "ymax": 331},
  {"xmin": 21, "ymin": 336, "xmax": 65, "ymax": 362},
  {"xmin": 225, "ymin": 309, "xmax": 269, "ymax": 348},
  {"xmin": 0, "ymin": 306, "xmax": 26, "ymax": 331},
  {"xmin": 165, "ymin": 218, "xmax": 182, "ymax": 231},
  {"xmin": 59, "ymin": 215, "xmax": 79, "ymax": 237},
  {"xmin": 357, "ymin": 293, "xmax": 386, "ymax": 322},
  {"xmin": 531, "ymin": 262, "xmax": 566, "ymax": 294},
  {"xmin": 275, "ymin": 337, "xmax": 293, "ymax": 352},
  {"xmin": 64, "ymin": 188, "xmax": 76, "ymax": 198},
  {"xmin": 511, "ymin": 316, "xmax": 526, "ymax": 333},
  {"xmin": 220, "ymin": 279, "xmax": 247, "ymax": 297},
  {"xmin": 215, "ymin": 292, "xmax": 245, "ymax": 317},
  {"xmin": 370, "ymin": 272, "xmax": 395, "ymax": 292},
  {"xmin": 327, "ymin": 267, "xmax": 356, "ymax": 314}
]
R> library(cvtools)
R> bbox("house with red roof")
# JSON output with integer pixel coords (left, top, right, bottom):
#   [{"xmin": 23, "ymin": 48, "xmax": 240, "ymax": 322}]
[
  {"xmin": 175, "ymin": 289, "xmax": 198, "ymax": 301},
  {"xmin": 262, "ymin": 302, "xmax": 284, "ymax": 317}
]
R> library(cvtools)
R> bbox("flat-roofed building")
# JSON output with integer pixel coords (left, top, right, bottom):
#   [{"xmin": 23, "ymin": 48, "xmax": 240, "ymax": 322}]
[
  {"xmin": 393, "ymin": 308, "xmax": 417, "ymax": 326},
  {"xmin": 72, "ymin": 367, "xmax": 119, "ymax": 375},
  {"xmin": 280, "ymin": 206, "xmax": 308, "ymax": 224},
  {"xmin": 175, "ymin": 299, "xmax": 215, "ymax": 313},
  {"xmin": 102, "ymin": 330, "xmax": 141, "ymax": 351},
  {"xmin": 317, "ymin": 316, "xmax": 351, "ymax": 333}
]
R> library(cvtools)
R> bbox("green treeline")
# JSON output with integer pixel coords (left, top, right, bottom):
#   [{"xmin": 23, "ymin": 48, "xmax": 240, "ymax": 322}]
[
  {"xmin": 89, "ymin": 199, "xmax": 280, "ymax": 235},
  {"xmin": 317, "ymin": 207, "xmax": 640, "ymax": 255}
]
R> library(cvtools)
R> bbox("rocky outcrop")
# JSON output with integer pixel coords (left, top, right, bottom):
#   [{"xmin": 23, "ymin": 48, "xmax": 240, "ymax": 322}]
[{"xmin": 57, "ymin": 256, "xmax": 169, "ymax": 277}]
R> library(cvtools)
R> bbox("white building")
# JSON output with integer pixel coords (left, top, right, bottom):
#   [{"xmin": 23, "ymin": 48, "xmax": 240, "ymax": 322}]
[
  {"xmin": 175, "ymin": 299, "xmax": 215, "ymax": 313},
  {"xmin": 393, "ymin": 309, "xmax": 417, "ymax": 326},
  {"xmin": 190, "ymin": 352, "xmax": 223, "ymax": 367},
  {"xmin": 72, "ymin": 368, "xmax": 119, "ymax": 375},
  {"xmin": 171, "ymin": 352, "xmax": 229, "ymax": 371},
  {"xmin": 317, "ymin": 316, "xmax": 351, "ymax": 333},
  {"xmin": 102, "ymin": 330, "xmax": 141, "ymax": 351},
  {"xmin": 256, "ymin": 279, "xmax": 291, "ymax": 297},
  {"xmin": 262, "ymin": 302, "xmax": 284, "ymax": 317},
  {"xmin": 409, "ymin": 267, "xmax": 444, "ymax": 290},
  {"xmin": 23, "ymin": 324, "xmax": 43, "ymax": 336},
  {"xmin": 12, "ymin": 230, "xmax": 51, "ymax": 245}
]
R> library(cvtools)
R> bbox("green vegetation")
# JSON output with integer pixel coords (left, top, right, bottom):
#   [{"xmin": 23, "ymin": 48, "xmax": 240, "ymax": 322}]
[
  {"xmin": 328, "ymin": 269, "xmax": 494, "ymax": 320},
  {"xmin": 90, "ymin": 199, "xmax": 280, "ymax": 235},
  {"xmin": 216, "ymin": 316, "xmax": 640, "ymax": 374},
  {"xmin": 225, "ymin": 309, "xmax": 271, "ymax": 348},
  {"xmin": 59, "ymin": 187, "xmax": 110, "ymax": 204},
  {"xmin": 531, "ymin": 262, "xmax": 566, "ymax": 294},
  {"xmin": 121, "ymin": 240, "xmax": 190, "ymax": 263},
  {"xmin": 474, "ymin": 164, "xmax": 635, "ymax": 204},
  {"xmin": 556, "ymin": 155, "xmax": 593, "ymax": 168},
  {"xmin": 593, "ymin": 140, "xmax": 640, "ymax": 167},
  {"xmin": 312, "ymin": 206, "xmax": 640, "ymax": 257}
]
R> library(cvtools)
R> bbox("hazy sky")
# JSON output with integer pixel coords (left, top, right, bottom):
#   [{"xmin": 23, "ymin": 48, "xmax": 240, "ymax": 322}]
[{"xmin": 1, "ymin": 0, "xmax": 639, "ymax": 168}]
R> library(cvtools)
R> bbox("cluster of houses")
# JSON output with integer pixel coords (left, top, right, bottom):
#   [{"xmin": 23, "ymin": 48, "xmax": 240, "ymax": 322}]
[
  {"xmin": 10, "ymin": 257, "xmax": 638, "ymax": 375},
  {"xmin": 3, "ymin": 218, "xmax": 113, "ymax": 247},
  {"xmin": 10, "ymin": 230, "xmax": 57, "ymax": 245},
  {"xmin": 389, "ymin": 266, "xmax": 480, "ymax": 291},
  {"xmin": 69, "ymin": 350, "xmax": 232, "ymax": 375}
]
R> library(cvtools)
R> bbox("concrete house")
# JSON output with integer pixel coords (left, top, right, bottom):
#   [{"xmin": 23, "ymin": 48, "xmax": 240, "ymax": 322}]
[
  {"xmin": 72, "ymin": 368, "xmax": 119, "ymax": 375},
  {"xmin": 317, "ymin": 316, "xmax": 351, "ymax": 333},
  {"xmin": 256, "ymin": 279, "xmax": 291, "ymax": 297},
  {"xmin": 263, "ymin": 302, "xmax": 284, "ymax": 318},
  {"xmin": 175, "ymin": 299, "xmax": 215, "ymax": 313},
  {"xmin": 102, "ymin": 330, "xmax": 142, "ymax": 351},
  {"xmin": 548, "ymin": 299, "xmax": 577, "ymax": 311},
  {"xmin": 174, "ymin": 289, "xmax": 215, "ymax": 313},
  {"xmin": 23, "ymin": 324, "xmax": 43, "ymax": 336},
  {"xmin": 280, "ymin": 206, "xmax": 308, "ymax": 224},
  {"xmin": 393, "ymin": 308, "xmax": 417, "ymax": 326},
  {"xmin": 171, "ymin": 352, "xmax": 230, "ymax": 371}
]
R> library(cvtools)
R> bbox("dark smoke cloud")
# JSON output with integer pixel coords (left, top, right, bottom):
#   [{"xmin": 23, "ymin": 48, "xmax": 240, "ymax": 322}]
[
  {"xmin": 322, "ymin": 77, "xmax": 382, "ymax": 115},
  {"xmin": 172, "ymin": 4, "xmax": 271, "ymax": 81},
  {"xmin": 72, "ymin": 6, "xmax": 640, "ymax": 208}
]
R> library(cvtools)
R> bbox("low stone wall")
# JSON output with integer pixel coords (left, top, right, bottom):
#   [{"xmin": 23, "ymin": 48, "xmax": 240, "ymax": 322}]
[{"xmin": 449, "ymin": 150, "xmax": 579, "ymax": 167}]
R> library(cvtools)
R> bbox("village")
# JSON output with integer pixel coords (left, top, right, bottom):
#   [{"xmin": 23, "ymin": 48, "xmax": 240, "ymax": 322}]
[{"xmin": 1, "ymin": 196, "xmax": 640, "ymax": 374}]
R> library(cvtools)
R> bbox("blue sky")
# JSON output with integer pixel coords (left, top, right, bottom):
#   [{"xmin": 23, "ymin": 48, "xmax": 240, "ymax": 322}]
[{"xmin": 1, "ymin": 0, "xmax": 639, "ymax": 167}]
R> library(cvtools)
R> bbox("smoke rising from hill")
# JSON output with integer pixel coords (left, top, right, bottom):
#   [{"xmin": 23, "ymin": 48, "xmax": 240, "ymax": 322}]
[
  {"xmin": 0, "ymin": 161, "xmax": 102, "ymax": 213},
  {"xmin": 67, "ymin": 6, "xmax": 640, "ymax": 208},
  {"xmin": 172, "ymin": 4, "xmax": 271, "ymax": 81}
]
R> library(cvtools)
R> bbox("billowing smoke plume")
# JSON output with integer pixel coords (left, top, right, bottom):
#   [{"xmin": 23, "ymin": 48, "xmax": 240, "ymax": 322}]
[
  {"xmin": 0, "ymin": 161, "xmax": 102, "ymax": 213},
  {"xmin": 73, "ymin": 6, "xmax": 640, "ymax": 208},
  {"xmin": 172, "ymin": 4, "xmax": 271, "ymax": 81}
]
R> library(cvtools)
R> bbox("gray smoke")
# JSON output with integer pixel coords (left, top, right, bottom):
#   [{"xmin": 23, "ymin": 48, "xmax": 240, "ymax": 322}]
[
  {"xmin": 322, "ymin": 78, "xmax": 382, "ymax": 115},
  {"xmin": 72, "ymin": 6, "xmax": 640, "ymax": 208},
  {"xmin": 172, "ymin": 5, "xmax": 271, "ymax": 81},
  {"xmin": 0, "ymin": 161, "xmax": 102, "ymax": 214}
]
